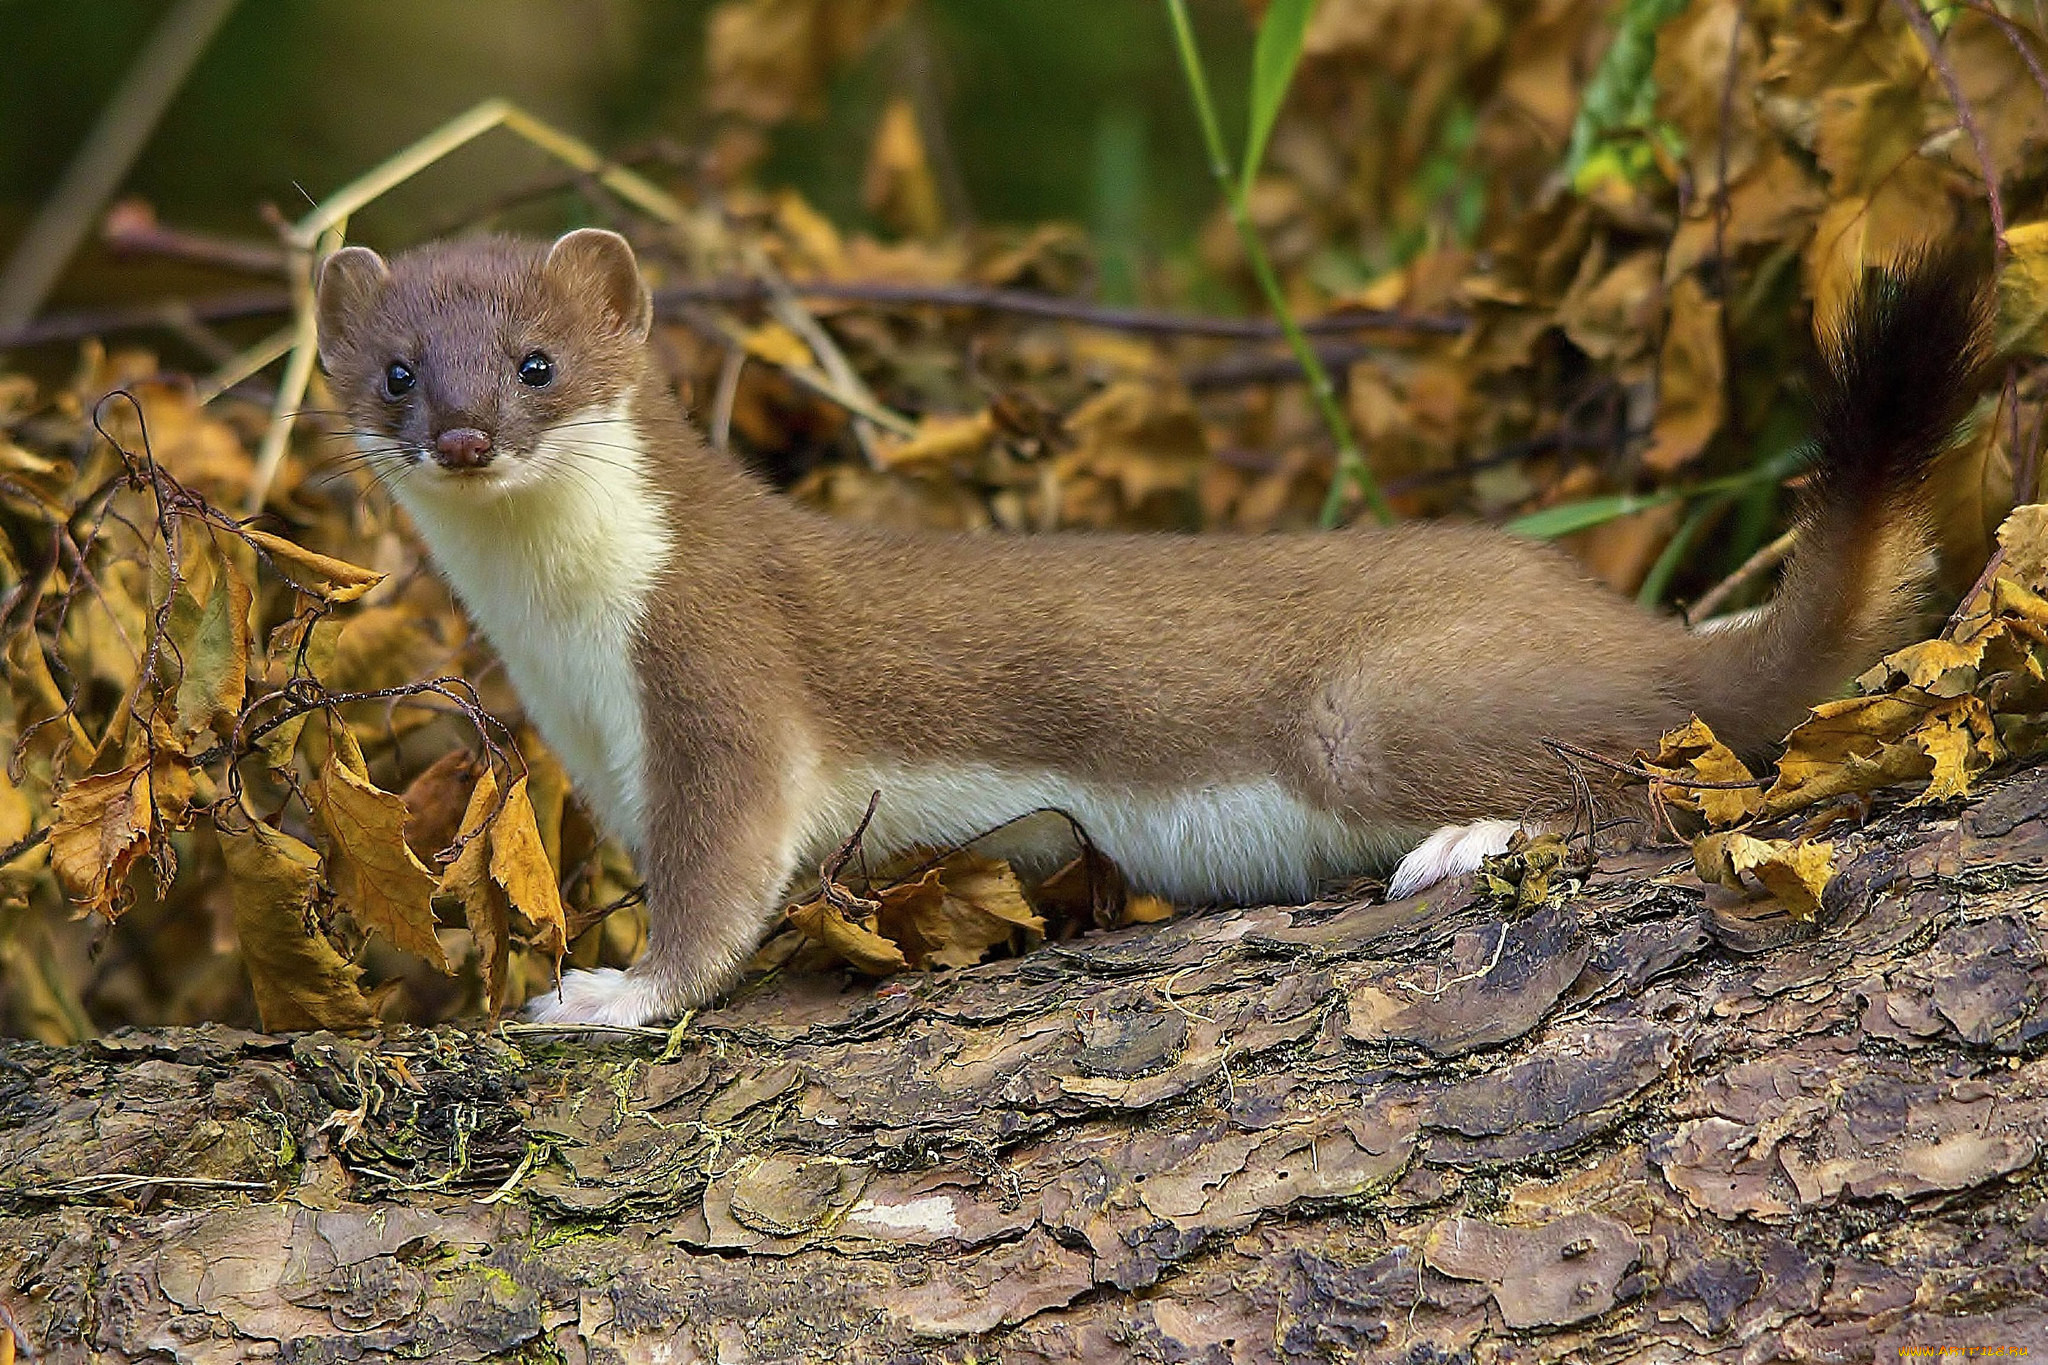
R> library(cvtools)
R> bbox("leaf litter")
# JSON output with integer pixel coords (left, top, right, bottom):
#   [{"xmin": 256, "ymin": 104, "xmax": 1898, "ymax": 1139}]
[{"xmin": 1, "ymin": 0, "xmax": 2047, "ymax": 1040}]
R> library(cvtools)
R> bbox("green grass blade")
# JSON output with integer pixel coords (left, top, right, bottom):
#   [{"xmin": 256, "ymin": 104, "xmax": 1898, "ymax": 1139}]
[
  {"xmin": 1636, "ymin": 492, "xmax": 1730, "ymax": 607},
  {"xmin": 1506, "ymin": 489, "xmax": 1685, "ymax": 539},
  {"xmin": 1164, "ymin": 0, "xmax": 1389, "ymax": 525},
  {"xmin": 1508, "ymin": 441, "xmax": 1807, "ymax": 542},
  {"xmin": 1242, "ymin": 0, "xmax": 1315, "ymax": 196}
]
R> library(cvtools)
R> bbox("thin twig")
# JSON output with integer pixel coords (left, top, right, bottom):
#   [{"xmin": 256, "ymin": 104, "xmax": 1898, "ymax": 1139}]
[
  {"xmin": 1183, "ymin": 340, "xmax": 1380, "ymax": 391},
  {"xmin": 1948, "ymin": 546, "xmax": 2008, "ymax": 634},
  {"xmin": 709, "ymin": 345, "xmax": 745, "ymax": 452},
  {"xmin": 196, "ymin": 323, "xmax": 295, "ymax": 405},
  {"xmin": 677, "ymin": 305, "xmax": 917, "ymax": 437},
  {"xmin": 658, "ymin": 279, "xmax": 1463, "ymax": 340},
  {"xmin": 0, "ymin": 289, "xmax": 288, "ymax": 350},
  {"xmin": 0, "ymin": 0, "xmax": 241, "ymax": 331},
  {"xmin": 101, "ymin": 202, "xmax": 291, "ymax": 276},
  {"xmin": 82, "ymin": 212, "xmax": 1470, "ymax": 339},
  {"xmin": 1892, "ymin": 0, "xmax": 2007, "ymax": 253},
  {"xmin": 499, "ymin": 1021, "xmax": 675, "ymax": 1041},
  {"xmin": 1961, "ymin": 0, "xmax": 2048, "ymax": 110},
  {"xmin": 818, "ymin": 790, "xmax": 884, "ymax": 917},
  {"xmin": 563, "ymin": 881, "xmax": 647, "ymax": 940},
  {"xmin": 17, "ymin": 1174, "xmax": 270, "ymax": 1199},
  {"xmin": 247, "ymin": 220, "xmax": 339, "ymax": 515},
  {"xmin": 1711, "ymin": 0, "xmax": 1750, "ymax": 305},
  {"xmin": 1542, "ymin": 736, "xmax": 1772, "ymax": 789},
  {"xmin": 739, "ymin": 241, "xmax": 897, "ymax": 466},
  {"xmin": 0, "ymin": 827, "xmax": 49, "ymax": 867},
  {"xmin": 889, "ymin": 804, "xmax": 1106, "ymax": 886},
  {"xmin": 2007, "ymin": 362, "xmax": 2040, "ymax": 508},
  {"xmin": 0, "ymin": 277, "xmax": 1466, "ymax": 355},
  {"xmin": 1685, "ymin": 526, "xmax": 1798, "ymax": 625}
]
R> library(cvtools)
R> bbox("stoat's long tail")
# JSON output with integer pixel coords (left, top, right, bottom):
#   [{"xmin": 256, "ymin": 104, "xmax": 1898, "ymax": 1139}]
[{"xmin": 1690, "ymin": 247, "xmax": 1992, "ymax": 757}]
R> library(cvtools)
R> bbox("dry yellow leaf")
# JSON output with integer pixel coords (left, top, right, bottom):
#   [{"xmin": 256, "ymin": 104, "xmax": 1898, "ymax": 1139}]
[
  {"xmin": 1641, "ymin": 716, "xmax": 1761, "ymax": 827},
  {"xmin": 1643, "ymin": 276, "xmax": 1725, "ymax": 472},
  {"xmin": 1813, "ymin": 79, "xmax": 1925, "ymax": 199},
  {"xmin": 169, "ymin": 538, "xmax": 251, "ymax": 742},
  {"xmin": 1122, "ymin": 894, "xmax": 1175, "ymax": 925},
  {"xmin": 309, "ymin": 726, "xmax": 447, "ymax": 969},
  {"xmin": 48, "ymin": 762, "xmax": 151, "ymax": 918},
  {"xmin": 1998, "ymin": 221, "xmax": 2048, "ymax": 356},
  {"xmin": 773, "ymin": 187, "xmax": 847, "ymax": 277},
  {"xmin": 490, "ymin": 776, "xmax": 567, "ymax": 964},
  {"xmin": 219, "ymin": 821, "xmax": 383, "ymax": 1032},
  {"xmin": 706, "ymin": 0, "xmax": 912, "ymax": 124},
  {"xmin": 1991, "ymin": 577, "xmax": 2048, "ymax": 636},
  {"xmin": 867, "ymin": 866, "xmax": 947, "ymax": 963},
  {"xmin": 1910, "ymin": 694, "xmax": 2002, "ymax": 803},
  {"xmin": 142, "ymin": 712, "xmax": 197, "ymax": 830},
  {"xmin": 1857, "ymin": 636, "xmax": 1990, "ymax": 699},
  {"xmin": 864, "ymin": 94, "xmax": 943, "ymax": 239},
  {"xmin": 786, "ymin": 893, "xmax": 910, "ymax": 976},
  {"xmin": 1996, "ymin": 503, "xmax": 2048, "ymax": 592},
  {"xmin": 0, "ymin": 764, "xmax": 30, "ymax": 849},
  {"xmin": 1764, "ymin": 694, "xmax": 1941, "ymax": 816},
  {"xmin": 515, "ymin": 728, "xmax": 570, "ymax": 868},
  {"xmin": 441, "ymin": 767, "xmax": 512, "ymax": 1014},
  {"xmin": 1693, "ymin": 832, "xmax": 1836, "ymax": 920},
  {"xmin": 59, "ymin": 555, "xmax": 148, "ymax": 693},
  {"xmin": 1557, "ymin": 249, "xmax": 1661, "ymax": 363},
  {"xmin": 874, "ymin": 410, "xmax": 996, "ymax": 471},
  {"xmin": 5, "ymin": 629, "xmax": 89, "ymax": 757},
  {"xmin": 400, "ymin": 747, "xmax": 483, "ymax": 865},
  {"xmin": 326, "ymin": 605, "xmax": 444, "ymax": 693},
  {"xmin": 868, "ymin": 855, "xmax": 1045, "ymax": 970},
  {"xmin": 1805, "ymin": 161, "xmax": 1958, "ymax": 331},
  {"xmin": 740, "ymin": 320, "xmax": 815, "ymax": 370},
  {"xmin": 1059, "ymin": 380, "xmax": 1209, "ymax": 522},
  {"xmin": 438, "ymin": 767, "xmax": 569, "ymax": 1007},
  {"xmin": 242, "ymin": 528, "xmax": 386, "ymax": 604},
  {"xmin": 928, "ymin": 853, "xmax": 1044, "ymax": 968}
]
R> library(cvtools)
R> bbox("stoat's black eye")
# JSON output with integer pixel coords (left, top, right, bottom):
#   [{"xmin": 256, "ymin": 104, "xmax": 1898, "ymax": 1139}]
[
  {"xmin": 384, "ymin": 361, "xmax": 415, "ymax": 398},
  {"xmin": 518, "ymin": 351, "xmax": 554, "ymax": 387}
]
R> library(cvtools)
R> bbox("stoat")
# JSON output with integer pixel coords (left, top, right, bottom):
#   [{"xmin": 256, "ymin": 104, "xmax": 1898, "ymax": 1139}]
[{"xmin": 314, "ymin": 229, "xmax": 1988, "ymax": 1026}]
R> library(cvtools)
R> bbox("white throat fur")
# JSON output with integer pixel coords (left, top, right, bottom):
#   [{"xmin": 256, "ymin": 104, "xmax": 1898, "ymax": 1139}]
[{"xmin": 384, "ymin": 395, "xmax": 668, "ymax": 847}]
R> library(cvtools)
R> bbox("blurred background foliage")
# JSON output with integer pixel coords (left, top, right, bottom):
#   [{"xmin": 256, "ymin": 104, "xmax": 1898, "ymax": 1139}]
[
  {"xmin": 0, "ymin": 0, "xmax": 1251, "ymax": 312},
  {"xmin": 2, "ymin": 0, "xmax": 2046, "ymax": 1039}
]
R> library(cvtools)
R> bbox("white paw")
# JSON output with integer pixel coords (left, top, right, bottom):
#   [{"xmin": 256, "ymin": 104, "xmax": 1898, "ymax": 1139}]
[
  {"xmin": 523, "ymin": 967, "xmax": 673, "ymax": 1027},
  {"xmin": 1387, "ymin": 820, "xmax": 1522, "ymax": 900}
]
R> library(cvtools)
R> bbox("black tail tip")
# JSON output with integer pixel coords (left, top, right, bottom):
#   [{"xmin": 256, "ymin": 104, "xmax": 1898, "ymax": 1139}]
[{"xmin": 1812, "ymin": 242, "xmax": 1996, "ymax": 495}]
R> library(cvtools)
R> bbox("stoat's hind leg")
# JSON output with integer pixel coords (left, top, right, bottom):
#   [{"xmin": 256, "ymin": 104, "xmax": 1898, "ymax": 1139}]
[{"xmin": 1386, "ymin": 819, "xmax": 1522, "ymax": 900}]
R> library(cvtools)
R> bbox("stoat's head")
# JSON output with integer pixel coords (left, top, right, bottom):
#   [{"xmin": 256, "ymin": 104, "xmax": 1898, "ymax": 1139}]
[{"xmin": 316, "ymin": 229, "xmax": 654, "ymax": 498}]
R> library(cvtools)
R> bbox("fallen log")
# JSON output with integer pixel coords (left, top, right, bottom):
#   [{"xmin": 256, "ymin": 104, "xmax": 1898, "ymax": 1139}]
[{"xmin": 5, "ymin": 763, "xmax": 2048, "ymax": 1362}]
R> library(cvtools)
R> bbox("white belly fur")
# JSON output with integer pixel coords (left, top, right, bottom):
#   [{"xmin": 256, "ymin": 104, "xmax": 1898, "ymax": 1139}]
[
  {"xmin": 386, "ymin": 397, "xmax": 666, "ymax": 848},
  {"xmin": 793, "ymin": 760, "xmax": 1418, "ymax": 904}
]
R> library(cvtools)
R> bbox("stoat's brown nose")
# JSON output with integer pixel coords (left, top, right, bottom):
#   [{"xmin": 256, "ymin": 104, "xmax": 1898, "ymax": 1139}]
[{"xmin": 434, "ymin": 427, "xmax": 493, "ymax": 469}]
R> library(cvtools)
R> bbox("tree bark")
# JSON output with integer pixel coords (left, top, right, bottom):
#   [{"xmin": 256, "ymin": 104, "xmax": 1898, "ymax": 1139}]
[{"xmin": 5, "ymin": 765, "xmax": 2048, "ymax": 1363}]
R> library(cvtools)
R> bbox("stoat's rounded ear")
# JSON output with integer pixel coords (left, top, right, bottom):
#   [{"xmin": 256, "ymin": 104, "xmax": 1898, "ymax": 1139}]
[
  {"xmin": 315, "ymin": 246, "xmax": 390, "ymax": 371},
  {"xmin": 546, "ymin": 228, "xmax": 653, "ymax": 342}
]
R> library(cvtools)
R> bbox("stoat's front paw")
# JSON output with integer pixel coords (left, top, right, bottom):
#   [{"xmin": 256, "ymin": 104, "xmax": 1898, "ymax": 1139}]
[
  {"xmin": 1387, "ymin": 820, "xmax": 1522, "ymax": 900},
  {"xmin": 523, "ymin": 967, "xmax": 676, "ymax": 1028}
]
